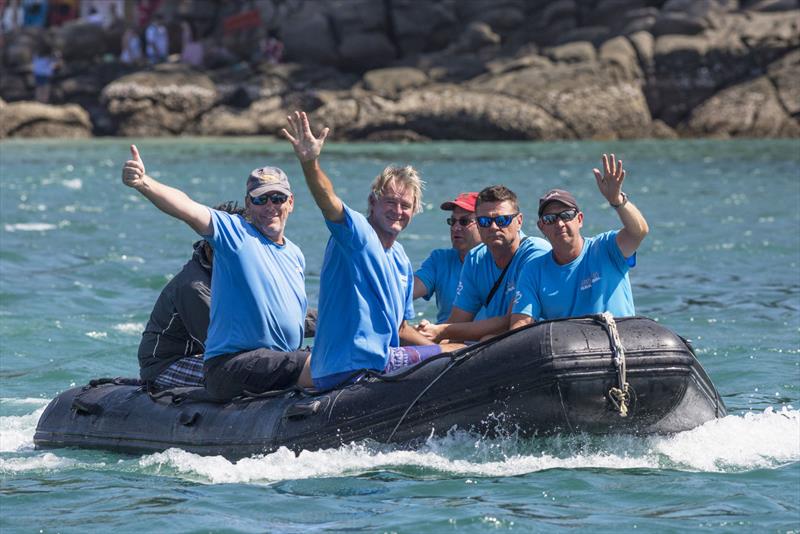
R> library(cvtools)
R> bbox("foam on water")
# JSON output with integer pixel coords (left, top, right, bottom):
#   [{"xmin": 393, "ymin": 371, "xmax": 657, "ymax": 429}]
[
  {"xmin": 138, "ymin": 407, "xmax": 800, "ymax": 484},
  {"xmin": 3, "ymin": 403, "xmax": 797, "ymax": 480},
  {"xmin": 113, "ymin": 322, "xmax": 145, "ymax": 335},
  {"xmin": 0, "ymin": 405, "xmax": 46, "ymax": 452},
  {"xmin": 4, "ymin": 222, "xmax": 58, "ymax": 232},
  {"xmin": 0, "ymin": 452, "xmax": 79, "ymax": 473}
]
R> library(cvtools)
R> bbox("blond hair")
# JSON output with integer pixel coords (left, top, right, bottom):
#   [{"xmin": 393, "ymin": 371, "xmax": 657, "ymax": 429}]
[{"xmin": 367, "ymin": 165, "xmax": 424, "ymax": 216}]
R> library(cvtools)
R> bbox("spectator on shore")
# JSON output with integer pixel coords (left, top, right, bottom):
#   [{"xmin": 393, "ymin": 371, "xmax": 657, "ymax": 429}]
[
  {"xmin": 85, "ymin": 6, "xmax": 103, "ymax": 26},
  {"xmin": 180, "ymin": 20, "xmax": 204, "ymax": 67},
  {"xmin": 263, "ymin": 31, "xmax": 283, "ymax": 64},
  {"xmin": 121, "ymin": 25, "xmax": 143, "ymax": 65},
  {"xmin": 145, "ymin": 14, "xmax": 168, "ymax": 64},
  {"xmin": 31, "ymin": 44, "xmax": 61, "ymax": 103}
]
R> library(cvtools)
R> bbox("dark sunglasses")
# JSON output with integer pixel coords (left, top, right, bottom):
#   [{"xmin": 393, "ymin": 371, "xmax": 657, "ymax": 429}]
[
  {"xmin": 476, "ymin": 213, "xmax": 519, "ymax": 228},
  {"xmin": 446, "ymin": 217, "xmax": 475, "ymax": 227},
  {"xmin": 251, "ymin": 192, "xmax": 288, "ymax": 206},
  {"xmin": 540, "ymin": 209, "xmax": 578, "ymax": 225}
]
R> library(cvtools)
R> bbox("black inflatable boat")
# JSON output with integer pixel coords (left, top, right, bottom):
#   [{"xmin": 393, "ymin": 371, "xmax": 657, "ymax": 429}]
[{"xmin": 34, "ymin": 316, "xmax": 726, "ymax": 460}]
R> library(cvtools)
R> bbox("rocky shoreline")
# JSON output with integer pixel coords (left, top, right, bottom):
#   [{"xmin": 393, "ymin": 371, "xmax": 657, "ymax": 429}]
[{"xmin": 1, "ymin": 0, "xmax": 798, "ymax": 141}]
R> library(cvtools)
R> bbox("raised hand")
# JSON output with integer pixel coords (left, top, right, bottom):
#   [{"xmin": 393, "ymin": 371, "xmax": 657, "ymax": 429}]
[
  {"xmin": 592, "ymin": 153, "xmax": 625, "ymax": 205},
  {"xmin": 122, "ymin": 144, "xmax": 146, "ymax": 189},
  {"xmin": 281, "ymin": 111, "xmax": 329, "ymax": 163}
]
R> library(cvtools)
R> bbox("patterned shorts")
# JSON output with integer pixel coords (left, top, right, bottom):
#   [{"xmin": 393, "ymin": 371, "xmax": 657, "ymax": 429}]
[
  {"xmin": 152, "ymin": 355, "xmax": 205, "ymax": 389},
  {"xmin": 384, "ymin": 345, "xmax": 443, "ymax": 373}
]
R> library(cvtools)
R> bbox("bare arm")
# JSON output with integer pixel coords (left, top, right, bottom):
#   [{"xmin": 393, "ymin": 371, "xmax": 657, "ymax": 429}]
[
  {"xmin": 509, "ymin": 313, "xmax": 534, "ymax": 331},
  {"xmin": 413, "ymin": 275, "xmax": 429, "ymax": 300},
  {"xmin": 399, "ymin": 320, "xmax": 435, "ymax": 346},
  {"xmin": 417, "ymin": 306, "xmax": 508, "ymax": 342},
  {"xmin": 592, "ymin": 153, "xmax": 648, "ymax": 258},
  {"xmin": 122, "ymin": 145, "xmax": 211, "ymax": 235},
  {"xmin": 281, "ymin": 111, "xmax": 344, "ymax": 222}
]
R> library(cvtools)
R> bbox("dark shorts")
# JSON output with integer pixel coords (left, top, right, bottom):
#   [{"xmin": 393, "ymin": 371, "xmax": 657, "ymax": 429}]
[{"xmin": 204, "ymin": 348, "xmax": 309, "ymax": 401}]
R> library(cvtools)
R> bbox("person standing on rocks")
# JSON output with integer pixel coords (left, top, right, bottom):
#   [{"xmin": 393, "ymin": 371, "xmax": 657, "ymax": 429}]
[
  {"xmin": 282, "ymin": 111, "xmax": 462, "ymax": 390},
  {"xmin": 145, "ymin": 14, "xmax": 168, "ymax": 64},
  {"xmin": 509, "ymin": 154, "xmax": 649, "ymax": 327},
  {"xmin": 121, "ymin": 145, "xmax": 312, "ymax": 400}
]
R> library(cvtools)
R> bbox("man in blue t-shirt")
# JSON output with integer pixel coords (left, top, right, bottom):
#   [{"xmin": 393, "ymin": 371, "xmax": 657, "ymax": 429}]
[
  {"xmin": 413, "ymin": 191, "xmax": 482, "ymax": 324},
  {"xmin": 282, "ymin": 111, "xmax": 462, "ymax": 390},
  {"xmin": 510, "ymin": 153, "xmax": 649, "ymax": 328},
  {"xmin": 417, "ymin": 185, "xmax": 551, "ymax": 342},
  {"xmin": 121, "ymin": 146, "xmax": 312, "ymax": 401}
]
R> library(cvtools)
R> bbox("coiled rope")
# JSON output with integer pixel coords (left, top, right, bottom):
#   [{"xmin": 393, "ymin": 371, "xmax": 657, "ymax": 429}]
[{"xmin": 595, "ymin": 312, "xmax": 630, "ymax": 417}]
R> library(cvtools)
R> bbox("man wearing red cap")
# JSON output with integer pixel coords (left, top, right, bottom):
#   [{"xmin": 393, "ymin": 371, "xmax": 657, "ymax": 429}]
[
  {"xmin": 510, "ymin": 154, "xmax": 649, "ymax": 328},
  {"xmin": 413, "ymin": 192, "xmax": 482, "ymax": 323}
]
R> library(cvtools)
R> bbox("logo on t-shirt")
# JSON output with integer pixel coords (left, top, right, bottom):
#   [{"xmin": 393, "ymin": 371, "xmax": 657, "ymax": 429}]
[
  {"xmin": 580, "ymin": 272, "xmax": 601, "ymax": 291},
  {"xmin": 456, "ymin": 280, "xmax": 463, "ymax": 295},
  {"xmin": 399, "ymin": 274, "xmax": 408, "ymax": 288}
]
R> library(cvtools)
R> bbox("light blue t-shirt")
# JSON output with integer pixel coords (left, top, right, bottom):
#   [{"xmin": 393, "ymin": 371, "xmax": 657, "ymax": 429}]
[
  {"xmin": 415, "ymin": 248, "xmax": 464, "ymax": 324},
  {"xmin": 454, "ymin": 236, "xmax": 551, "ymax": 319},
  {"xmin": 313, "ymin": 204, "xmax": 415, "ymax": 380},
  {"xmin": 203, "ymin": 209, "xmax": 307, "ymax": 359},
  {"xmin": 512, "ymin": 230, "xmax": 636, "ymax": 321}
]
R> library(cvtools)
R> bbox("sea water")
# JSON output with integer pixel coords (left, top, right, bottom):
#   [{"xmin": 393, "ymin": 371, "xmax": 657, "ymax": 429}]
[{"xmin": 1, "ymin": 138, "xmax": 798, "ymax": 532}]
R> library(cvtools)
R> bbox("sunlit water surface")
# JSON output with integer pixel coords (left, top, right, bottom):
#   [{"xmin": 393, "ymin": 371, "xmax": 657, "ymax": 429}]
[{"xmin": 1, "ymin": 138, "xmax": 798, "ymax": 532}]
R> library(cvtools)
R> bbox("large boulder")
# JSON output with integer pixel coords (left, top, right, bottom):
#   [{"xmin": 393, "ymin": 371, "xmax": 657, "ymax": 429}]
[
  {"xmin": 338, "ymin": 32, "xmax": 397, "ymax": 71},
  {"xmin": 468, "ymin": 59, "xmax": 653, "ymax": 139},
  {"xmin": 101, "ymin": 64, "xmax": 217, "ymax": 136},
  {"xmin": 362, "ymin": 67, "xmax": 429, "ymax": 96},
  {"xmin": 0, "ymin": 101, "xmax": 92, "ymax": 138},
  {"xmin": 54, "ymin": 21, "xmax": 108, "ymax": 62},
  {"xmin": 390, "ymin": 0, "xmax": 458, "ymax": 56},
  {"xmin": 768, "ymin": 49, "xmax": 800, "ymax": 118},
  {"xmin": 680, "ymin": 76, "xmax": 800, "ymax": 137},
  {"xmin": 311, "ymin": 86, "xmax": 573, "ymax": 141},
  {"xmin": 281, "ymin": 7, "xmax": 338, "ymax": 65}
]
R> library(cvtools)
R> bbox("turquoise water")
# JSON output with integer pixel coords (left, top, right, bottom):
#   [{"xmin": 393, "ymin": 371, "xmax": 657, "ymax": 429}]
[{"xmin": 1, "ymin": 138, "xmax": 798, "ymax": 532}]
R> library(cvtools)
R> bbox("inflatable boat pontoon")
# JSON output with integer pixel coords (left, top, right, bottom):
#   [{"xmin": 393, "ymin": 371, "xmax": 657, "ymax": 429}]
[{"xmin": 34, "ymin": 316, "xmax": 727, "ymax": 459}]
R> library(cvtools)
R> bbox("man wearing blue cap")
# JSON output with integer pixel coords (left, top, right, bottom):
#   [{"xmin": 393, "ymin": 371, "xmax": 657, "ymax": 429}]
[
  {"xmin": 121, "ymin": 146, "xmax": 311, "ymax": 400},
  {"xmin": 510, "ymin": 154, "xmax": 649, "ymax": 328}
]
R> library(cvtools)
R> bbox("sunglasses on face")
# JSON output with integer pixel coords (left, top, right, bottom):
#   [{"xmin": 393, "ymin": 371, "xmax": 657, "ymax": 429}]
[
  {"xmin": 446, "ymin": 217, "xmax": 475, "ymax": 227},
  {"xmin": 251, "ymin": 192, "xmax": 288, "ymax": 206},
  {"xmin": 476, "ymin": 213, "xmax": 519, "ymax": 228},
  {"xmin": 540, "ymin": 209, "xmax": 579, "ymax": 225}
]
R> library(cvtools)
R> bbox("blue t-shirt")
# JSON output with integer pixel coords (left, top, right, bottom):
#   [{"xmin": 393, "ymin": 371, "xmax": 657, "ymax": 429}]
[
  {"xmin": 454, "ymin": 236, "xmax": 551, "ymax": 319},
  {"xmin": 203, "ymin": 210, "xmax": 307, "ymax": 359},
  {"xmin": 512, "ymin": 230, "xmax": 636, "ymax": 321},
  {"xmin": 415, "ymin": 248, "xmax": 464, "ymax": 324},
  {"xmin": 312, "ymin": 204, "xmax": 415, "ymax": 380}
]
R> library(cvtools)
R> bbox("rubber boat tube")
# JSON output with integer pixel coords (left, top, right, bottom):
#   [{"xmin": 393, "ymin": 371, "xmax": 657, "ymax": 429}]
[{"xmin": 34, "ymin": 316, "xmax": 727, "ymax": 459}]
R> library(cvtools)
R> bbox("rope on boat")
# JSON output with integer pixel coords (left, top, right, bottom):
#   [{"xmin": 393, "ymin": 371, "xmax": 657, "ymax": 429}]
[{"xmin": 595, "ymin": 312, "xmax": 630, "ymax": 417}]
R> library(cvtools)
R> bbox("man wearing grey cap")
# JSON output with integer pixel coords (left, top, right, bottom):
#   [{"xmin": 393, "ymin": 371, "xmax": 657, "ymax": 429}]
[
  {"xmin": 121, "ymin": 145, "xmax": 312, "ymax": 400},
  {"xmin": 510, "ymin": 153, "xmax": 649, "ymax": 328}
]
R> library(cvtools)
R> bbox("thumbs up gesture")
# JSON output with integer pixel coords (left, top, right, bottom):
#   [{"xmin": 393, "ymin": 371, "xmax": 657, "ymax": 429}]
[{"xmin": 122, "ymin": 144, "xmax": 146, "ymax": 189}]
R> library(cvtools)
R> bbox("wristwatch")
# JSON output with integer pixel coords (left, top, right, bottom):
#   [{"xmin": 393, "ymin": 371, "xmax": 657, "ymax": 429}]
[{"xmin": 610, "ymin": 192, "xmax": 628, "ymax": 209}]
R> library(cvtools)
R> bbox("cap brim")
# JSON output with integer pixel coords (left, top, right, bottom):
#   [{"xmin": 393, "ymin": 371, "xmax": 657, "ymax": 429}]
[
  {"xmin": 249, "ymin": 185, "xmax": 291, "ymax": 197},
  {"xmin": 440, "ymin": 200, "xmax": 475, "ymax": 212}
]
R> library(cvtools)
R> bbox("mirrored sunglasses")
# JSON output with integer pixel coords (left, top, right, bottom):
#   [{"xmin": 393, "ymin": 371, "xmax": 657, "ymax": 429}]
[
  {"xmin": 476, "ymin": 213, "xmax": 519, "ymax": 228},
  {"xmin": 540, "ymin": 209, "xmax": 578, "ymax": 225},
  {"xmin": 251, "ymin": 192, "xmax": 288, "ymax": 206}
]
